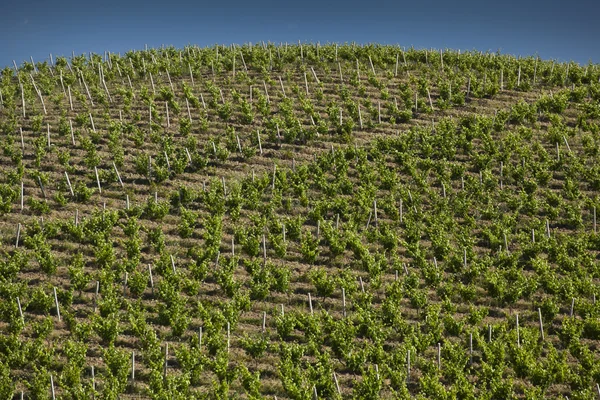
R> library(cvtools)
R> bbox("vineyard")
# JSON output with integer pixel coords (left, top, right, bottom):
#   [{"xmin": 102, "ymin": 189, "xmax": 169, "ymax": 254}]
[{"xmin": 0, "ymin": 42, "xmax": 599, "ymax": 399}]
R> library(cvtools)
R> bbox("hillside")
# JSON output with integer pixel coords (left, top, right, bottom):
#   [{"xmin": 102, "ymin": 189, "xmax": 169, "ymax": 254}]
[{"xmin": 0, "ymin": 43, "xmax": 599, "ymax": 399}]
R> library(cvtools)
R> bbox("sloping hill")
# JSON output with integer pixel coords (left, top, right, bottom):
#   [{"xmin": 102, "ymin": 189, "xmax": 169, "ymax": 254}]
[{"xmin": 0, "ymin": 43, "xmax": 599, "ymax": 399}]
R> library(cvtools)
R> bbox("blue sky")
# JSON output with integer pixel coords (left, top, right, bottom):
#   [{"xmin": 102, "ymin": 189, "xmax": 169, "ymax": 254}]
[{"xmin": 1, "ymin": 0, "xmax": 599, "ymax": 68}]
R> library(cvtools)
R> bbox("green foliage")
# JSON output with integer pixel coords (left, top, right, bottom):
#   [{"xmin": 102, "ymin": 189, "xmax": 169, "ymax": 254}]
[
  {"xmin": 309, "ymin": 267, "xmax": 336, "ymax": 299},
  {"xmin": 0, "ymin": 184, "xmax": 17, "ymax": 216},
  {"xmin": 300, "ymin": 229, "xmax": 319, "ymax": 264},
  {"xmin": 178, "ymin": 206, "xmax": 198, "ymax": 238},
  {"xmin": 1, "ymin": 44, "xmax": 600, "ymax": 400},
  {"xmin": 0, "ymin": 362, "xmax": 14, "ymax": 400}
]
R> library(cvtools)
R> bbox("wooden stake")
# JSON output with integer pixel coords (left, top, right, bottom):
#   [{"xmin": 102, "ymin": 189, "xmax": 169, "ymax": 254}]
[
  {"xmin": 227, "ymin": 322, "xmax": 230, "ymax": 352},
  {"xmin": 149, "ymin": 72, "xmax": 156, "ymax": 94},
  {"xmin": 538, "ymin": 308, "xmax": 544, "ymax": 340},
  {"xmin": 342, "ymin": 287, "xmax": 346, "ymax": 317},
  {"xmin": 37, "ymin": 176, "xmax": 46, "ymax": 199},
  {"xmin": 279, "ymin": 76, "xmax": 286, "ymax": 97},
  {"xmin": 51, "ymin": 375, "xmax": 56, "ymax": 400},
  {"xmin": 469, "ymin": 333, "xmax": 473, "ymax": 365},
  {"xmin": 263, "ymin": 81, "xmax": 269, "ymax": 103},
  {"xmin": 310, "ymin": 67, "xmax": 320, "ymax": 84},
  {"xmin": 188, "ymin": 63, "xmax": 194, "ymax": 86},
  {"xmin": 80, "ymin": 71, "xmax": 93, "ymax": 106},
  {"xmin": 257, "ymin": 130, "xmax": 263, "ymax": 155},
  {"xmin": 304, "ymin": 72, "xmax": 309, "ymax": 95},
  {"xmin": 100, "ymin": 68, "xmax": 112, "ymax": 102},
  {"xmin": 563, "ymin": 136, "xmax": 571, "ymax": 153},
  {"xmin": 65, "ymin": 172, "xmax": 74, "ymax": 196},
  {"xmin": 358, "ymin": 104, "xmax": 363, "ymax": 129},
  {"xmin": 240, "ymin": 51, "xmax": 247, "ymax": 71},
  {"xmin": 30, "ymin": 74, "xmax": 46, "ymax": 114},
  {"xmin": 415, "ymin": 92, "xmax": 418, "ymax": 112},
  {"xmin": 17, "ymin": 297, "xmax": 24, "ymax": 323},
  {"xmin": 20, "ymin": 81, "xmax": 25, "ymax": 118},
  {"xmin": 569, "ymin": 297, "xmax": 575, "ymax": 317},
  {"xmin": 308, "ymin": 293, "xmax": 313, "ymax": 315},
  {"xmin": 516, "ymin": 314, "xmax": 520, "ymax": 347},
  {"xmin": 89, "ymin": 113, "xmax": 96, "ymax": 133},
  {"xmin": 53, "ymin": 287, "xmax": 61, "ymax": 321},
  {"xmin": 123, "ymin": 272, "xmax": 128, "ymax": 295},
  {"xmin": 148, "ymin": 264, "xmax": 154, "ymax": 294},
  {"xmin": 170, "ymin": 254, "xmax": 176, "ymax": 274},
  {"xmin": 113, "ymin": 162, "xmax": 124, "ymax": 188},
  {"xmin": 333, "ymin": 372, "xmax": 341, "ymax": 395},
  {"xmin": 131, "ymin": 351, "xmax": 135, "ymax": 382},
  {"xmin": 94, "ymin": 166, "xmax": 102, "ymax": 194},
  {"xmin": 164, "ymin": 151, "xmax": 170, "ymax": 171},
  {"xmin": 399, "ymin": 199, "xmax": 403, "ymax": 223},
  {"xmin": 165, "ymin": 101, "xmax": 170, "ymax": 127},
  {"xmin": 166, "ymin": 69, "xmax": 174, "ymax": 92},
  {"xmin": 426, "ymin": 88, "xmax": 433, "ymax": 110},
  {"xmin": 437, "ymin": 342, "xmax": 441, "ymax": 369}
]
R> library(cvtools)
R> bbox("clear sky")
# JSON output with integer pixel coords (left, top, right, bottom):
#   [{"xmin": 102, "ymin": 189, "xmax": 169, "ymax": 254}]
[{"xmin": 1, "ymin": 0, "xmax": 599, "ymax": 68}]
